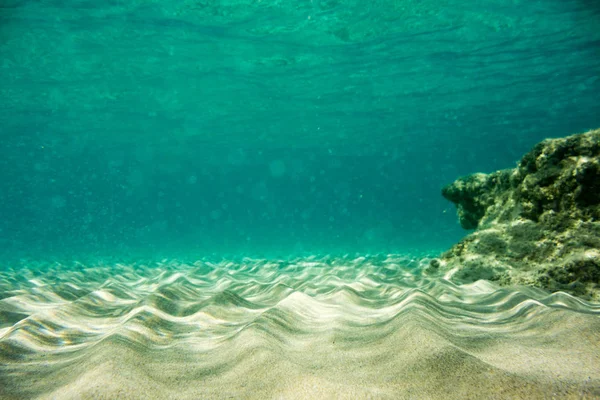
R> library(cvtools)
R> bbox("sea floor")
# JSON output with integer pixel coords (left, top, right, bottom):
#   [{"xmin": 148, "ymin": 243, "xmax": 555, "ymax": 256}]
[{"xmin": 1, "ymin": 255, "xmax": 599, "ymax": 399}]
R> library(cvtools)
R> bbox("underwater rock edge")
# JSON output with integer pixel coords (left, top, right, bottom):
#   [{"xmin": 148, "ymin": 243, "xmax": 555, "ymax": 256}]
[{"xmin": 432, "ymin": 128, "xmax": 600, "ymax": 300}]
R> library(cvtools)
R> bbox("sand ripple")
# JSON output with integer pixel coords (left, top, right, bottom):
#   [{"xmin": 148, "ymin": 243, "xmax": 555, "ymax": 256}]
[{"xmin": 1, "ymin": 255, "xmax": 599, "ymax": 399}]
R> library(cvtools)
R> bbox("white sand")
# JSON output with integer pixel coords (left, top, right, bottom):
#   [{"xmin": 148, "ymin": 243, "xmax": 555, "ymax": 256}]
[{"xmin": 0, "ymin": 256, "xmax": 599, "ymax": 399}]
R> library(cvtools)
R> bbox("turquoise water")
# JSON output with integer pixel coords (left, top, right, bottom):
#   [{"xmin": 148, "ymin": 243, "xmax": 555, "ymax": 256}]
[
  {"xmin": 1, "ymin": 0, "xmax": 599, "ymax": 260},
  {"xmin": 2, "ymin": 3, "xmax": 600, "ymax": 397}
]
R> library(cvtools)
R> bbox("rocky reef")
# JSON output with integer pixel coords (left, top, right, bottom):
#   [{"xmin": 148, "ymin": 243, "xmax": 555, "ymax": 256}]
[{"xmin": 431, "ymin": 128, "xmax": 600, "ymax": 300}]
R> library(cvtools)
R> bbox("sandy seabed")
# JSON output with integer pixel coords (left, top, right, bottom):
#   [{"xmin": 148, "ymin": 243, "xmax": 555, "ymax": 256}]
[{"xmin": 0, "ymin": 256, "xmax": 599, "ymax": 399}]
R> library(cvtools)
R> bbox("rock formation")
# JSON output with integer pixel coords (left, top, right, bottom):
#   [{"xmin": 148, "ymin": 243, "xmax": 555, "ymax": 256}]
[{"xmin": 431, "ymin": 128, "xmax": 600, "ymax": 300}]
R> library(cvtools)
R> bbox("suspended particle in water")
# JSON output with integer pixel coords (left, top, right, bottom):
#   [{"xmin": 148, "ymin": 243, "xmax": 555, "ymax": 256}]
[
  {"xmin": 269, "ymin": 160, "xmax": 286, "ymax": 178},
  {"xmin": 51, "ymin": 195, "xmax": 66, "ymax": 209}
]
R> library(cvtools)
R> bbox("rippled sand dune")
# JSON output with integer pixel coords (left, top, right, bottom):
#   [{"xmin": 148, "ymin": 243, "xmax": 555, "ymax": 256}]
[{"xmin": 1, "ymin": 256, "xmax": 599, "ymax": 399}]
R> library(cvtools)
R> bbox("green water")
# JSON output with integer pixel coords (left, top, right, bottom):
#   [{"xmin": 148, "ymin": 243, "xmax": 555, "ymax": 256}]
[{"xmin": 1, "ymin": 0, "xmax": 599, "ymax": 259}]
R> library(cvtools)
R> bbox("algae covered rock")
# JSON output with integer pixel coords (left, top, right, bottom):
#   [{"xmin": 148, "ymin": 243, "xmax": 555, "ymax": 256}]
[{"xmin": 434, "ymin": 129, "xmax": 600, "ymax": 300}]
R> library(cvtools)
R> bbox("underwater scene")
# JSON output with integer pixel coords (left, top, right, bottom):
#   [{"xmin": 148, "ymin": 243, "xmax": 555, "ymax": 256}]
[{"xmin": 1, "ymin": 0, "xmax": 600, "ymax": 398}]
